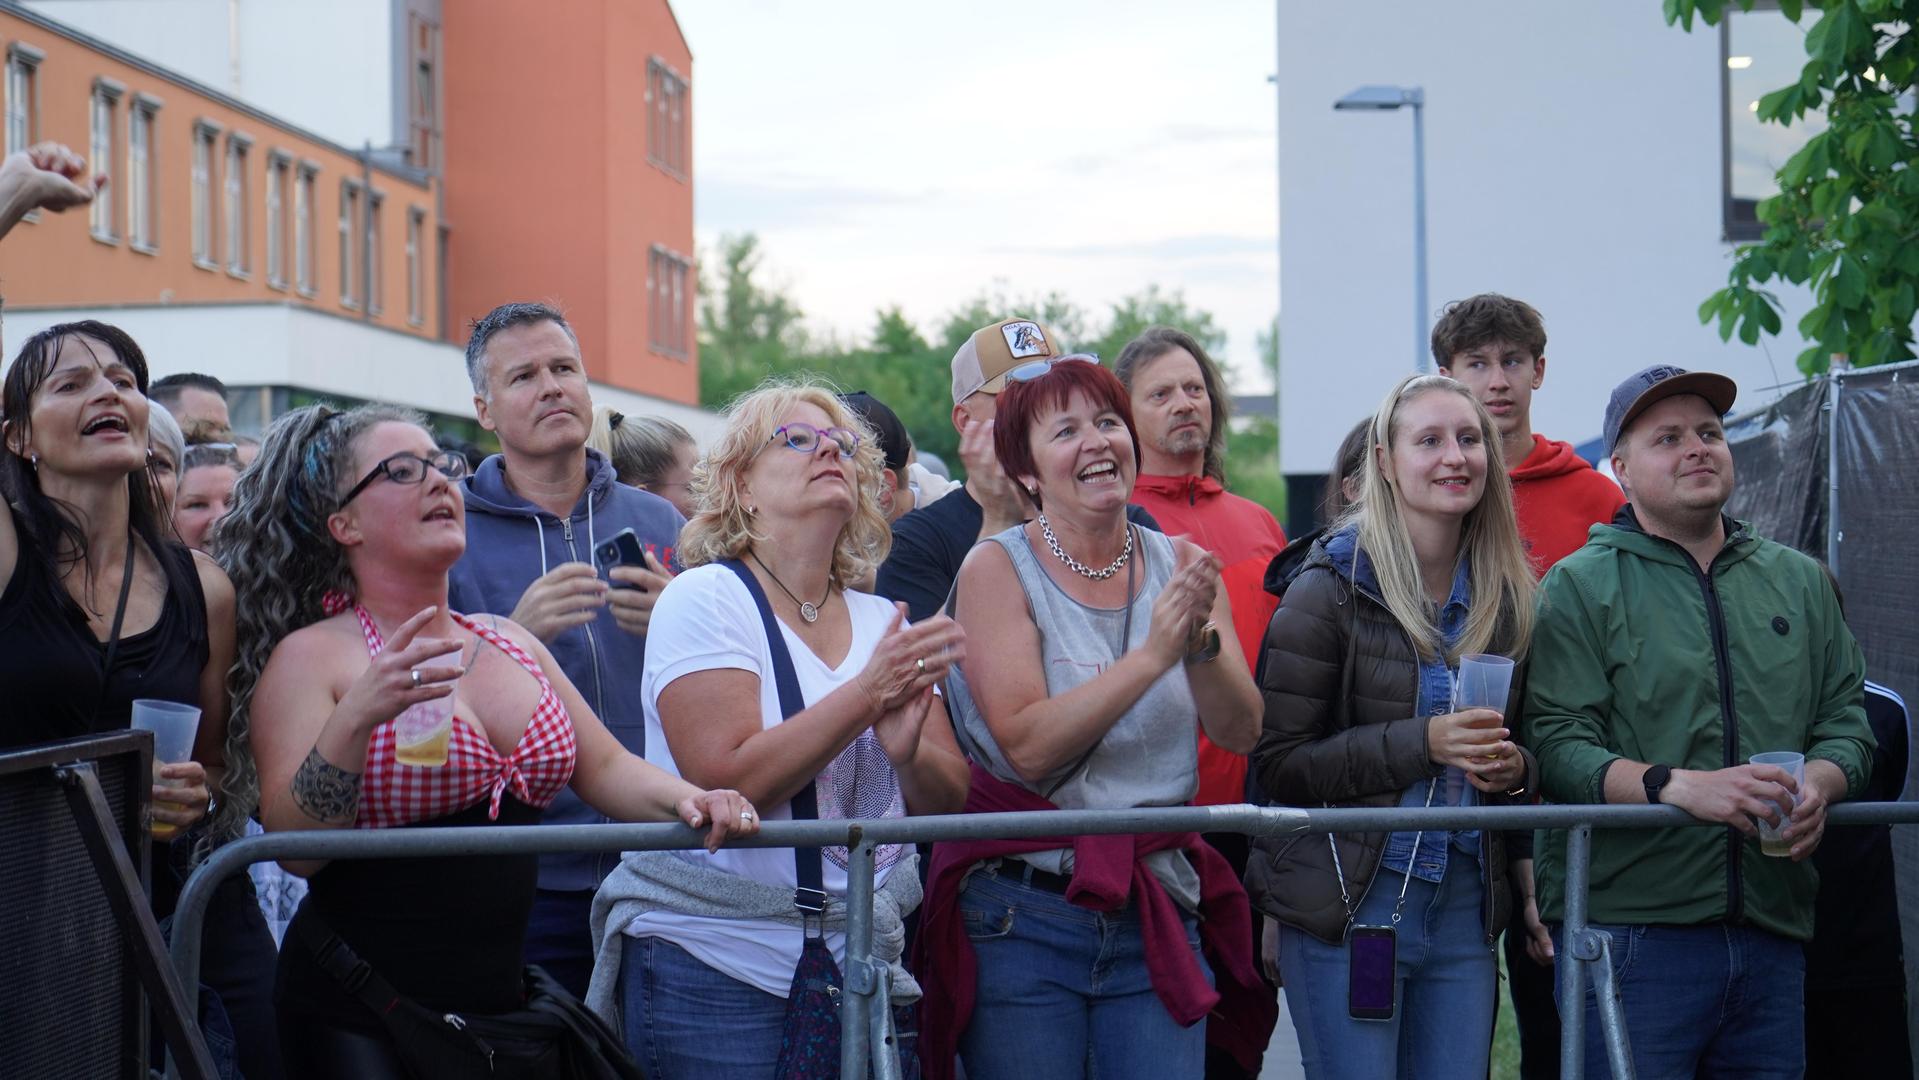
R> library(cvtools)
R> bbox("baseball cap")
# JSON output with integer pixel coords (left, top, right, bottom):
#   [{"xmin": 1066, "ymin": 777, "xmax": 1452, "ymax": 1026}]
[
  {"xmin": 951, "ymin": 317, "xmax": 1062, "ymax": 404},
  {"xmin": 838, "ymin": 391, "xmax": 910, "ymax": 476},
  {"xmin": 1602, "ymin": 364, "xmax": 1739, "ymax": 457}
]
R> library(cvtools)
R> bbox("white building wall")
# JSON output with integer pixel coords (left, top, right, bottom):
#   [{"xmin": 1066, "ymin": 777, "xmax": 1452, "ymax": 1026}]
[
  {"xmin": 1, "ymin": 303, "xmax": 722, "ymax": 443},
  {"xmin": 1276, "ymin": 1, "xmax": 1816, "ymax": 476},
  {"xmin": 23, "ymin": 0, "xmax": 397, "ymax": 151}
]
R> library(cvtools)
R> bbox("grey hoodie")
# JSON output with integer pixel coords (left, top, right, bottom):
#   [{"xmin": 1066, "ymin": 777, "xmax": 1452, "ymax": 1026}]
[{"xmin": 447, "ymin": 448, "xmax": 685, "ymax": 891}]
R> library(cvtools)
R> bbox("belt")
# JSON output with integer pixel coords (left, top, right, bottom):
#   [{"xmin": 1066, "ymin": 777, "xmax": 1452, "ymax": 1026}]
[{"xmin": 985, "ymin": 857, "xmax": 1074, "ymax": 895}]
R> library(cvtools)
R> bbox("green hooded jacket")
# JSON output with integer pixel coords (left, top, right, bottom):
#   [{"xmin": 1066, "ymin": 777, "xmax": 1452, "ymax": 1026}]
[{"xmin": 1526, "ymin": 509, "xmax": 1872, "ymax": 942}]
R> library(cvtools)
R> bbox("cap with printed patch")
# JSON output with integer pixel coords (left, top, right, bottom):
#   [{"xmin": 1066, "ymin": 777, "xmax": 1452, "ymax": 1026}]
[
  {"xmin": 1602, "ymin": 364, "xmax": 1739, "ymax": 457},
  {"xmin": 951, "ymin": 318, "xmax": 1061, "ymax": 404}
]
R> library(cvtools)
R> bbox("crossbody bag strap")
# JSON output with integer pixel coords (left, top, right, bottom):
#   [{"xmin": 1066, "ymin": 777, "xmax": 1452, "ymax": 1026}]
[
  {"xmin": 718, "ymin": 559, "xmax": 826, "ymax": 919},
  {"xmin": 292, "ymin": 909, "xmax": 409, "ymax": 1019}
]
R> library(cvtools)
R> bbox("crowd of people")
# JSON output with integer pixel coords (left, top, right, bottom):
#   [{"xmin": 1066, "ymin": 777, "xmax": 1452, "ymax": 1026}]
[{"xmin": 0, "ymin": 140, "xmax": 1907, "ymax": 1080}]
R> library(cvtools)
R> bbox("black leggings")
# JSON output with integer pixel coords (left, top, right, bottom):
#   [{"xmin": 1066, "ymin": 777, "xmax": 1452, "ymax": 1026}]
[{"xmin": 277, "ymin": 1015, "xmax": 409, "ymax": 1080}]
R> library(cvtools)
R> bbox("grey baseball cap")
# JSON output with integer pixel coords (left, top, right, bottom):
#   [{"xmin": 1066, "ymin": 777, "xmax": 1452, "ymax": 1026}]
[{"xmin": 1602, "ymin": 364, "xmax": 1738, "ymax": 457}]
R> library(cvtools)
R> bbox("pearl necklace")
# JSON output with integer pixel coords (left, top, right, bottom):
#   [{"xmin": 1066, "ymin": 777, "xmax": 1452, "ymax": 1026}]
[{"xmin": 1037, "ymin": 514, "xmax": 1133, "ymax": 580}]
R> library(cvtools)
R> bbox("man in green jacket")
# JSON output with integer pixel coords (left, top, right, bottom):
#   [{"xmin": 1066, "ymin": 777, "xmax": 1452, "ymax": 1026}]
[{"xmin": 1526, "ymin": 364, "xmax": 1873, "ymax": 1079}]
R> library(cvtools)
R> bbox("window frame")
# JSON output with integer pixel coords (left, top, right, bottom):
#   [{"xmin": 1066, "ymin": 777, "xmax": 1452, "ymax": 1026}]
[
  {"xmin": 265, "ymin": 150, "xmax": 292, "ymax": 290},
  {"xmin": 646, "ymin": 244, "xmax": 692, "ymax": 358},
  {"xmin": 645, "ymin": 58, "xmax": 689, "ymax": 181},
  {"xmin": 191, "ymin": 119, "xmax": 222, "ymax": 270},
  {"xmin": 89, "ymin": 78, "xmax": 124, "ymax": 244},
  {"xmin": 224, "ymin": 132, "xmax": 252, "ymax": 278},
  {"xmin": 128, "ymin": 94, "xmax": 161, "ymax": 253},
  {"xmin": 339, "ymin": 179, "xmax": 361, "ymax": 309},
  {"xmin": 294, "ymin": 161, "xmax": 319, "ymax": 296},
  {"xmin": 7, "ymin": 44, "xmax": 43, "ymax": 223},
  {"xmin": 405, "ymin": 206, "xmax": 425, "ymax": 326},
  {"xmin": 366, "ymin": 190, "xmax": 384, "ymax": 316}
]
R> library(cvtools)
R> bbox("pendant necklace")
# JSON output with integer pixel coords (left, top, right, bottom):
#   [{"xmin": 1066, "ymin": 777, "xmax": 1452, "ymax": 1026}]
[{"xmin": 751, "ymin": 552, "xmax": 830, "ymax": 623}]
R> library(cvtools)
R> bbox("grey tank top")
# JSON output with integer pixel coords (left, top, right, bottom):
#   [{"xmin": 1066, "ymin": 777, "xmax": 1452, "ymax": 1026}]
[{"xmin": 946, "ymin": 524, "xmax": 1201, "ymax": 908}]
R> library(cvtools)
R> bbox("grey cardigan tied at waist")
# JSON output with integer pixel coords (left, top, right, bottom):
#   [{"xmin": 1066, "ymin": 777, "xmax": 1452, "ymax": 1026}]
[{"xmin": 586, "ymin": 847, "xmax": 924, "ymax": 1023}]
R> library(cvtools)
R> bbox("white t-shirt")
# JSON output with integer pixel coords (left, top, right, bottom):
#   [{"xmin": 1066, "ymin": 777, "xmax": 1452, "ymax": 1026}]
[{"xmin": 624, "ymin": 562, "xmax": 905, "ymax": 997}]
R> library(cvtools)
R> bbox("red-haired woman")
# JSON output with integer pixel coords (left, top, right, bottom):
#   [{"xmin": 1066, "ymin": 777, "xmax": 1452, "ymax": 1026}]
[{"xmin": 917, "ymin": 355, "xmax": 1272, "ymax": 1080}]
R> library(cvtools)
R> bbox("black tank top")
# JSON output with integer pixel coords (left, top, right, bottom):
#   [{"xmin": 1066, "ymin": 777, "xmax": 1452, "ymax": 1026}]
[
  {"xmin": 275, "ymin": 797, "xmax": 542, "ymax": 1028},
  {"xmin": 0, "ymin": 506, "xmax": 209, "ymax": 750}
]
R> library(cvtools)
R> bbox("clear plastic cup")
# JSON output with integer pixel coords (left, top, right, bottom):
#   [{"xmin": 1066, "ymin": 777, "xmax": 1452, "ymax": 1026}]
[
  {"xmin": 132, "ymin": 699, "xmax": 202, "ymax": 839},
  {"xmin": 1750, "ymin": 751, "xmax": 1806, "ymax": 857},
  {"xmin": 1447, "ymin": 655, "xmax": 1517, "ymax": 805},
  {"xmin": 393, "ymin": 646, "xmax": 462, "ymax": 769}
]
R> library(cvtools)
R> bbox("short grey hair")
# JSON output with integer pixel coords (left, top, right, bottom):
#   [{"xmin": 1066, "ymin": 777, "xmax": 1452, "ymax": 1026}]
[
  {"xmin": 463, "ymin": 301, "xmax": 579, "ymax": 398},
  {"xmin": 147, "ymin": 397, "xmax": 185, "ymax": 468}
]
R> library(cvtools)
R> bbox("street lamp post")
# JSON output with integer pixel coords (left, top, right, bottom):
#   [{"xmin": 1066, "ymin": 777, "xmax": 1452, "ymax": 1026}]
[{"xmin": 1335, "ymin": 85, "xmax": 1428, "ymax": 373}]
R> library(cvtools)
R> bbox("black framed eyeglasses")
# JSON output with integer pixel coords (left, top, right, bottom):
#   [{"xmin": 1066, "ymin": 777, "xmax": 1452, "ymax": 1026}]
[
  {"xmin": 1003, "ymin": 352, "xmax": 1101, "ymax": 386},
  {"xmin": 760, "ymin": 422, "xmax": 860, "ymax": 460},
  {"xmin": 338, "ymin": 450, "xmax": 468, "ymax": 508}
]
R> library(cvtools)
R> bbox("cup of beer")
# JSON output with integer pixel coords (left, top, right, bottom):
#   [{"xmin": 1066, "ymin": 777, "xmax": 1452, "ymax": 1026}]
[
  {"xmin": 1749, "ymin": 751, "xmax": 1805, "ymax": 857},
  {"xmin": 132, "ymin": 699, "xmax": 202, "ymax": 840},
  {"xmin": 394, "ymin": 645, "xmax": 463, "ymax": 768}
]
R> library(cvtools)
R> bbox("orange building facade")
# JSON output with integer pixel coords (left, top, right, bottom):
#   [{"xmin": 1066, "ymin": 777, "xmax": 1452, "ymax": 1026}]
[
  {"xmin": 0, "ymin": 5, "xmax": 438, "ymax": 337},
  {"xmin": 442, "ymin": 0, "xmax": 696, "ymax": 402},
  {"xmin": 0, "ymin": 0, "xmax": 705, "ymax": 436}
]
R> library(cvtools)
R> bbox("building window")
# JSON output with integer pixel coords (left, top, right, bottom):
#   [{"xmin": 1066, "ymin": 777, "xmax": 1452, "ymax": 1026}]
[
  {"xmin": 6, "ymin": 45, "xmax": 41, "ymax": 159},
  {"xmin": 191, "ymin": 121, "xmax": 221, "ymax": 268},
  {"xmin": 367, "ymin": 193, "xmax": 383, "ymax": 316},
  {"xmin": 647, "ymin": 245, "xmax": 691, "ymax": 356},
  {"xmin": 265, "ymin": 153, "xmax": 290, "ymax": 289},
  {"xmin": 89, "ymin": 79, "xmax": 123, "ymax": 243},
  {"xmin": 294, "ymin": 163, "xmax": 317, "ymax": 294},
  {"xmin": 1722, "ymin": 6, "xmax": 1824, "ymax": 242},
  {"xmin": 339, "ymin": 180, "xmax": 360, "ymax": 308},
  {"xmin": 129, "ymin": 96, "xmax": 159, "ymax": 251},
  {"xmin": 409, "ymin": 16, "xmax": 440, "ymax": 170},
  {"xmin": 646, "ymin": 59, "xmax": 688, "ymax": 179},
  {"xmin": 406, "ymin": 207, "xmax": 425, "ymax": 326},
  {"xmin": 224, "ymin": 135, "xmax": 251, "ymax": 276}
]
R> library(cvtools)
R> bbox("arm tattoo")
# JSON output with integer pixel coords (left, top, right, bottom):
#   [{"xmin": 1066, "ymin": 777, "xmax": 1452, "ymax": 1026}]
[{"xmin": 290, "ymin": 747, "xmax": 363, "ymax": 825}]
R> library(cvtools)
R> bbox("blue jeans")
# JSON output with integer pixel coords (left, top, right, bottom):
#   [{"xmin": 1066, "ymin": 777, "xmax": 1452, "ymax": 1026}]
[
  {"xmin": 1550, "ymin": 922, "xmax": 1805, "ymax": 1079},
  {"xmin": 620, "ymin": 935, "xmax": 786, "ymax": 1079},
  {"xmin": 957, "ymin": 866, "xmax": 1212, "ymax": 1079},
  {"xmin": 1277, "ymin": 859, "xmax": 1495, "ymax": 1080}
]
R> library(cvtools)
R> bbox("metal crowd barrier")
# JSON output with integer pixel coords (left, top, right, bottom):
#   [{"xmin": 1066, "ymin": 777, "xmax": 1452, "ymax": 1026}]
[{"xmin": 166, "ymin": 801, "xmax": 1919, "ymax": 1080}]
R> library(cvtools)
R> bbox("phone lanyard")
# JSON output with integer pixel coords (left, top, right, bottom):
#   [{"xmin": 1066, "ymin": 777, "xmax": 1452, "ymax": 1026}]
[{"xmin": 1329, "ymin": 776, "xmax": 1438, "ymax": 930}]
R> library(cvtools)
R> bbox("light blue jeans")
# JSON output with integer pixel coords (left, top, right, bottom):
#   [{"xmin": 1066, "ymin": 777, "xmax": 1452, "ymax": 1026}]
[
  {"xmin": 619, "ymin": 934, "xmax": 786, "ymax": 1080},
  {"xmin": 1277, "ymin": 858, "xmax": 1495, "ymax": 1080},
  {"xmin": 957, "ymin": 866, "xmax": 1212, "ymax": 1079}
]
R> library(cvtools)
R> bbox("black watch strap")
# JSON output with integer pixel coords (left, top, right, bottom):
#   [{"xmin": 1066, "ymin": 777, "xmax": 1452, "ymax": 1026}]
[{"xmin": 1643, "ymin": 764, "xmax": 1673, "ymax": 805}]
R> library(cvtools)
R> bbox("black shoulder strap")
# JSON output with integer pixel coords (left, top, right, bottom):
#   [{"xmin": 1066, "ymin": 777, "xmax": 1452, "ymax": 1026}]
[{"xmin": 718, "ymin": 559, "xmax": 826, "ymax": 917}]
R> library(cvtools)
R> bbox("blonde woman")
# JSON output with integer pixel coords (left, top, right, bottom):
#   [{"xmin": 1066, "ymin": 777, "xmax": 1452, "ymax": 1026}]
[
  {"xmin": 589, "ymin": 380, "xmax": 969, "ymax": 1078},
  {"xmin": 1244, "ymin": 374, "xmax": 1537, "ymax": 1079},
  {"xmin": 586, "ymin": 405, "xmax": 699, "ymax": 518}
]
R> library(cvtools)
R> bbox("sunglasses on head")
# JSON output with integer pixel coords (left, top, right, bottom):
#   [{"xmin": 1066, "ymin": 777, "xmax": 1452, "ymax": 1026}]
[
  {"xmin": 761, "ymin": 421, "xmax": 859, "ymax": 460},
  {"xmin": 1003, "ymin": 352, "xmax": 1101, "ymax": 386}
]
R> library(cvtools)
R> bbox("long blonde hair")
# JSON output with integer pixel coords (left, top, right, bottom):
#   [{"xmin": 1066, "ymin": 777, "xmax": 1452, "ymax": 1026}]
[
  {"xmin": 676, "ymin": 378, "xmax": 891, "ymax": 587},
  {"xmin": 1344, "ymin": 374, "xmax": 1535, "ymax": 662}
]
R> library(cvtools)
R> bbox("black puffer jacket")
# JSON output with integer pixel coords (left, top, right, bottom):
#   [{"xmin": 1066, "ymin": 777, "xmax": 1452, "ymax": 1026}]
[{"xmin": 1243, "ymin": 528, "xmax": 1530, "ymax": 945}]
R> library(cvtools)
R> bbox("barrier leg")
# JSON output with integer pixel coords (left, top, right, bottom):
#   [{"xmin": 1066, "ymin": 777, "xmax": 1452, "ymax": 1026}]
[
  {"xmin": 869, "ymin": 970, "xmax": 901, "ymax": 1080},
  {"xmin": 1582, "ymin": 930, "xmax": 1636, "ymax": 1079},
  {"xmin": 1559, "ymin": 824, "xmax": 1590, "ymax": 1080},
  {"xmin": 843, "ymin": 834, "xmax": 875, "ymax": 1079},
  {"xmin": 54, "ymin": 763, "xmax": 216, "ymax": 1080}
]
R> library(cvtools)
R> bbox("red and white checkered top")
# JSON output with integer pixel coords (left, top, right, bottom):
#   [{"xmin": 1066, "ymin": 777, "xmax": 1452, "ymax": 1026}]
[{"xmin": 351, "ymin": 606, "xmax": 576, "ymax": 829}]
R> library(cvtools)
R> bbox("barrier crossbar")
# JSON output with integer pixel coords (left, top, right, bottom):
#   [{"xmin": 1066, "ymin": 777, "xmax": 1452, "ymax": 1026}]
[{"xmin": 165, "ymin": 801, "xmax": 1919, "ymax": 1080}]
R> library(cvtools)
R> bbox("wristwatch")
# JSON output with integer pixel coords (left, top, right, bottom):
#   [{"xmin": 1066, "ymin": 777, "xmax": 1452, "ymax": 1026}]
[
  {"xmin": 1185, "ymin": 621, "xmax": 1222, "ymax": 664},
  {"xmin": 1642, "ymin": 764, "xmax": 1673, "ymax": 805}
]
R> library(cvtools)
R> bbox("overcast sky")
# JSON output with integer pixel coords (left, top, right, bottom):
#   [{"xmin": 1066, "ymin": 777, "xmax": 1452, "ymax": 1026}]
[{"xmin": 672, "ymin": 0, "xmax": 1281, "ymax": 389}]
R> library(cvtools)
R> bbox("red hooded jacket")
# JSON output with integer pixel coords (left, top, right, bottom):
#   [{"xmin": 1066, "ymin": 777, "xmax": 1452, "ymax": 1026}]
[
  {"xmin": 1130, "ymin": 473, "xmax": 1286, "ymax": 805},
  {"xmin": 1510, "ymin": 434, "xmax": 1625, "ymax": 573}
]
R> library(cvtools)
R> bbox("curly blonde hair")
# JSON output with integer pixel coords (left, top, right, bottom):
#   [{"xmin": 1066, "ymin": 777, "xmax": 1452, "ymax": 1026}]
[{"xmin": 677, "ymin": 378, "xmax": 891, "ymax": 587}]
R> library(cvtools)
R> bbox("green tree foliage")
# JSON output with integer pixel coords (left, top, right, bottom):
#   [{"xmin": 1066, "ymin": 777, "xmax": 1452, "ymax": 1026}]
[
  {"xmin": 694, "ymin": 234, "xmax": 1283, "ymax": 521},
  {"xmin": 1666, "ymin": 0, "xmax": 1919, "ymax": 372}
]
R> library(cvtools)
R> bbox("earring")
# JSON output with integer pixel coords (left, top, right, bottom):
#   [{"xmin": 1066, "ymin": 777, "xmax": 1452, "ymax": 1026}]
[
  {"xmin": 28, "ymin": 452, "xmax": 37, "ymax": 468},
  {"xmin": 146, "ymin": 448, "xmax": 155, "ymax": 462}
]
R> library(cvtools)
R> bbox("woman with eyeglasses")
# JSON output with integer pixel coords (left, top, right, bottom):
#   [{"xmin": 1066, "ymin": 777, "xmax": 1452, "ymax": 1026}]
[
  {"xmin": 918, "ymin": 356, "xmax": 1269, "ymax": 1080},
  {"xmin": 216, "ymin": 403, "xmax": 759, "ymax": 1078},
  {"xmin": 591, "ymin": 380, "xmax": 969, "ymax": 1078}
]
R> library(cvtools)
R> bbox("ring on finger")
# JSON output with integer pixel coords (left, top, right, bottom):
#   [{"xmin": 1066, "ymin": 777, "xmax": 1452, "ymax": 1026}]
[
  {"xmin": 410, "ymin": 668, "xmax": 422, "ymax": 689},
  {"xmin": 741, "ymin": 808, "xmax": 755, "ymax": 823},
  {"xmin": 915, "ymin": 657, "xmax": 926, "ymax": 674}
]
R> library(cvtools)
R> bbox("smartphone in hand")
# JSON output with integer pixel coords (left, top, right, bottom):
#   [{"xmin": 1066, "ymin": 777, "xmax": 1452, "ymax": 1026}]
[{"xmin": 594, "ymin": 528, "xmax": 650, "ymax": 590}]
